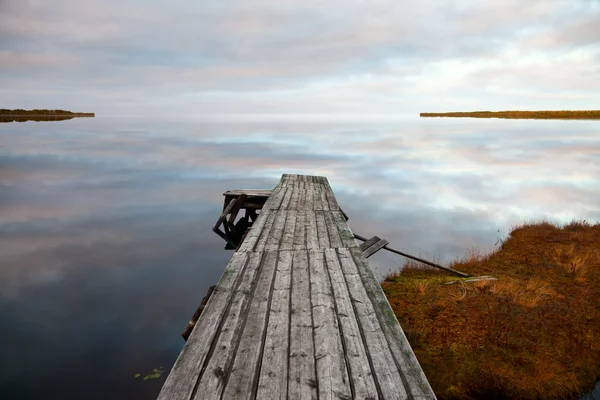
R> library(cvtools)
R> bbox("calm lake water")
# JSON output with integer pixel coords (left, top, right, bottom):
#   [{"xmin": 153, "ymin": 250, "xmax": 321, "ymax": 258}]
[{"xmin": 1, "ymin": 116, "xmax": 599, "ymax": 399}]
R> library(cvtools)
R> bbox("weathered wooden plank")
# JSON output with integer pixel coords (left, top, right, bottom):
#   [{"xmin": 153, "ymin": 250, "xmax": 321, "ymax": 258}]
[
  {"xmin": 363, "ymin": 238, "xmax": 389, "ymax": 258},
  {"xmin": 191, "ymin": 252, "xmax": 264, "ymax": 400},
  {"xmin": 281, "ymin": 183, "xmax": 295, "ymax": 210},
  {"xmin": 331, "ymin": 211, "xmax": 357, "ymax": 249},
  {"xmin": 305, "ymin": 184, "xmax": 315, "ymax": 211},
  {"xmin": 313, "ymin": 187, "xmax": 324, "ymax": 211},
  {"xmin": 222, "ymin": 252, "xmax": 279, "ymax": 399},
  {"xmin": 324, "ymin": 249, "xmax": 379, "ymax": 399},
  {"xmin": 280, "ymin": 210, "xmax": 298, "ymax": 251},
  {"xmin": 348, "ymin": 247, "xmax": 437, "ymax": 399},
  {"xmin": 319, "ymin": 190, "xmax": 330, "ymax": 211},
  {"xmin": 265, "ymin": 211, "xmax": 288, "ymax": 251},
  {"xmin": 323, "ymin": 211, "xmax": 342, "ymax": 248},
  {"xmin": 157, "ymin": 253, "xmax": 250, "ymax": 400},
  {"xmin": 308, "ymin": 250, "xmax": 352, "ymax": 400},
  {"xmin": 337, "ymin": 248, "xmax": 409, "ymax": 400},
  {"xmin": 359, "ymin": 237, "xmax": 381, "ymax": 252},
  {"xmin": 315, "ymin": 211, "xmax": 330, "ymax": 249},
  {"xmin": 323, "ymin": 181, "xmax": 339, "ymax": 211},
  {"xmin": 293, "ymin": 211, "xmax": 307, "ymax": 251},
  {"xmin": 305, "ymin": 211, "xmax": 319, "ymax": 250},
  {"xmin": 287, "ymin": 184, "xmax": 300, "ymax": 210},
  {"xmin": 256, "ymin": 251, "xmax": 292, "ymax": 399},
  {"xmin": 288, "ymin": 251, "xmax": 318, "ymax": 399},
  {"xmin": 238, "ymin": 209, "xmax": 274, "ymax": 252},
  {"xmin": 254, "ymin": 211, "xmax": 278, "ymax": 251},
  {"xmin": 223, "ymin": 189, "xmax": 273, "ymax": 198},
  {"xmin": 296, "ymin": 182, "xmax": 307, "ymax": 212},
  {"xmin": 286, "ymin": 174, "xmax": 298, "ymax": 182},
  {"xmin": 264, "ymin": 185, "xmax": 289, "ymax": 210}
]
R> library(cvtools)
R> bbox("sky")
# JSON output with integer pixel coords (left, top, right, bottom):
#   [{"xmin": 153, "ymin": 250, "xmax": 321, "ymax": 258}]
[{"xmin": 1, "ymin": 0, "xmax": 599, "ymax": 115}]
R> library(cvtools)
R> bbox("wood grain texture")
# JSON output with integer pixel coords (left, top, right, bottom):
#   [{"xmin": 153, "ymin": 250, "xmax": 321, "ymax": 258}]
[
  {"xmin": 221, "ymin": 252, "xmax": 278, "ymax": 399},
  {"xmin": 331, "ymin": 210, "xmax": 358, "ymax": 248},
  {"xmin": 308, "ymin": 250, "xmax": 352, "ymax": 400},
  {"xmin": 315, "ymin": 211, "xmax": 330, "ymax": 249},
  {"xmin": 280, "ymin": 210, "xmax": 298, "ymax": 251},
  {"xmin": 337, "ymin": 248, "xmax": 409, "ymax": 400},
  {"xmin": 324, "ymin": 211, "xmax": 342, "ymax": 248},
  {"xmin": 324, "ymin": 249, "xmax": 379, "ymax": 399},
  {"xmin": 288, "ymin": 250, "xmax": 318, "ymax": 400},
  {"xmin": 360, "ymin": 236, "xmax": 382, "ymax": 252},
  {"xmin": 159, "ymin": 174, "xmax": 436, "ymax": 400},
  {"xmin": 254, "ymin": 211, "xmax": 277, "ymax": 251},
  {"xmin": 348, "ymin": 247, "xmax": 437, "ymax": 399},
  {"xmin": 293, "ymin": 211, "xmax": 307, "ymax": 251},
  {"xmin": 305, "ymin": 211, "xmax": 319, "ymax": 250},
  {"xmin": 265, "ymin": 211, "xmax": 288, "ymax": 251},
  {"xmin": 264, "ymin": 185, "xmax": 289, "ymax": 210},
  {"xmin": 256, "ymin": 251, "xmax": 292, "ymax": 399},
  {"xmin": 363, "ymin": 238, "xmax": 390, "ymax": 258},
  {"xmin": 237, "ymin": 209, "xmax": 272, "ymax": 252}
]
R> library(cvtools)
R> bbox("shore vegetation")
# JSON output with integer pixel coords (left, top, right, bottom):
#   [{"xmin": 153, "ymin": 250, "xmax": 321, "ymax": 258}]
[
  {"xmin": 383, "ymin": 220, "xmax": 600, "ymax": 399},
  {"xmin": 420, "ymin": 110, "xmax": 600, "ymax": 119}
]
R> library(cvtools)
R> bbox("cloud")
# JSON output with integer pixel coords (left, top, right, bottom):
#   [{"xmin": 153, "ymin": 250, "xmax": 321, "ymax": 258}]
[{"xmin": 0, "ymin": 0, "xmax": 599, "ymax": 113}]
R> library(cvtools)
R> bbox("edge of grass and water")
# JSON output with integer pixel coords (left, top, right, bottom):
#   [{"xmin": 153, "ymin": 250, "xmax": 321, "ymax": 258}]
[{"xmin": 382, "ymin": 220, "xmax": 600, "ymax": 399}]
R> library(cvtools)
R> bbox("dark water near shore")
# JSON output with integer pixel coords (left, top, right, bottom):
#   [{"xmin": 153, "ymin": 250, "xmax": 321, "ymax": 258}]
[{"xmin": 1, "ymin": 116, "xmax": 599, "ymax": 399}]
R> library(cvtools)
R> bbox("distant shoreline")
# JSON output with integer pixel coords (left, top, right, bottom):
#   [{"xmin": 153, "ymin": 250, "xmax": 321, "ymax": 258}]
[
  {"xmin": 420, "ymin": 110, "xmax": 600, "ymax": 119},
  {"xmin": 0, "ymin": 109, "xmax": 94, "ymax": 123},
  {"xmin": 0, "ymin": 109, "xmax": 94, "ymax": 117},
  {"xmin": 1, "ymin": 114, "xmax": 94, "ymax": 117}
]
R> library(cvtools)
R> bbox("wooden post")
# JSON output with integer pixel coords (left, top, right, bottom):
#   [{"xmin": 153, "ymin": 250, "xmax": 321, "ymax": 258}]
[{"xmin": 354, "ymin": 233, "xmax": 471, "ymax": 277}]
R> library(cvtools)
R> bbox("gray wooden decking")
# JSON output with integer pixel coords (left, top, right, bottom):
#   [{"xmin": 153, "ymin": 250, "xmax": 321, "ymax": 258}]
[{"xmin": 158, "ymin": 174, "xmax": 436, "ymax": 400}]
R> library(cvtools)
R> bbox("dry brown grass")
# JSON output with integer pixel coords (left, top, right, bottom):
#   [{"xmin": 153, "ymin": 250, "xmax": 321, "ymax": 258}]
[{"xmin": 382, "ymin": 220, "xmax": 600, "ymax": 399}]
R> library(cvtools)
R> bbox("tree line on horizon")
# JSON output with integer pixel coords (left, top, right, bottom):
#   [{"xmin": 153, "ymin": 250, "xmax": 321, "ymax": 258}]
[
  {"xmin": 420, "ymin": 110, "xmax": 600, "ymax": 119},
  {"xmin": 0, "ymin": 109, "xmax": 94, "ymax": 116}
]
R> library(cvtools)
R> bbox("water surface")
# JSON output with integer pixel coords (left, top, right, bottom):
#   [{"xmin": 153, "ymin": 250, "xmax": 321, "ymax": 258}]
[{"xmin": 1, "ymin": 116, "xmax": 598, "ymax": 399}]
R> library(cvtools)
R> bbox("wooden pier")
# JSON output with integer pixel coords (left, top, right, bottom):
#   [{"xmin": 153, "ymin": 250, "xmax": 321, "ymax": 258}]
[{"xmin": 158, "ymin": 174, "xmax": 436, "ymax": 400}]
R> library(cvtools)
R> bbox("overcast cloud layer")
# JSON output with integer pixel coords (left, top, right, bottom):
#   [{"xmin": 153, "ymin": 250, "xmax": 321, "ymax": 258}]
[{"xmin": 1, "ymin": 0, "xmax": 599, "ymax": 115}]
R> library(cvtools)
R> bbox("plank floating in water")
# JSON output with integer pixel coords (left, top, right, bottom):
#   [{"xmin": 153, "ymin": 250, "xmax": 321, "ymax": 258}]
[{"xmin": 158, "ymin": 174, "xmax": 437, "ymax": 400}]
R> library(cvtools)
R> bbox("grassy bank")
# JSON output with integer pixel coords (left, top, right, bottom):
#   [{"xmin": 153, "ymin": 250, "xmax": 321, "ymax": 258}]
[
  {"xmin": 382, "ymin": 221, "xmax": 600, "ymax": 399},
  {"xmin": 420, "ymin": 110, "xmax": 600, "ymax": 119}
]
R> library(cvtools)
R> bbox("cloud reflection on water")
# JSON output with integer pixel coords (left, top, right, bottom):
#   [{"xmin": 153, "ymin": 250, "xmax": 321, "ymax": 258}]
[{"xmin": 0, "ymin": 116, "xmax": 598, "ymax": 399}]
